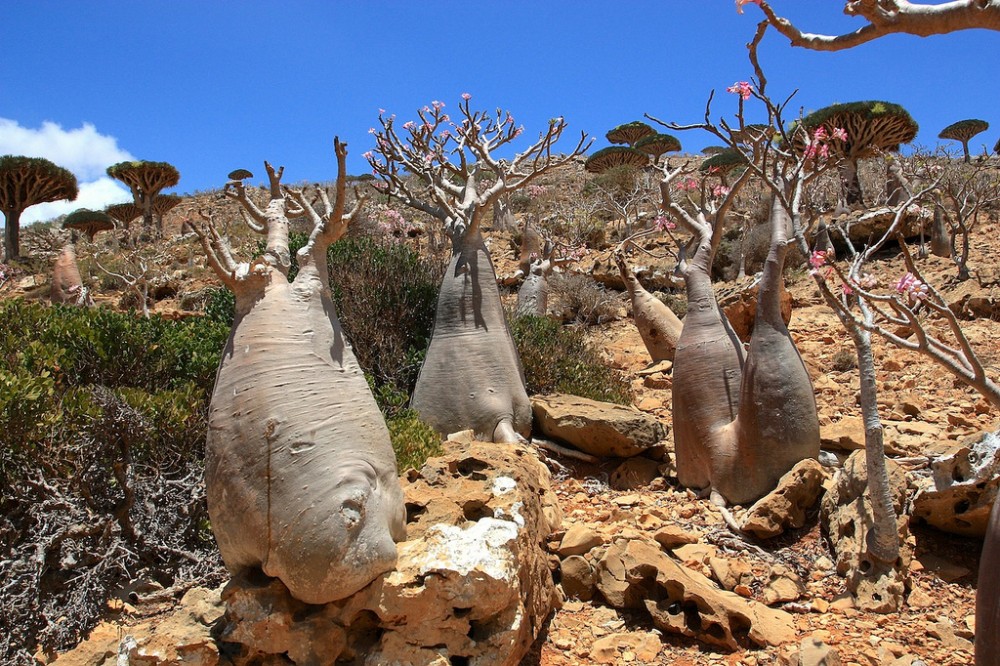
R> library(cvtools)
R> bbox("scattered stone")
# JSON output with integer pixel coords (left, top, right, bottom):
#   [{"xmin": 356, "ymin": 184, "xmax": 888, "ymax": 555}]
[
  {"xmin": 796, "ymin": 636, "xmax": 842, "ymax": 665},
  {"xmin": 911, "ymin": 429, "xmax": 1000, "ymax": 537},
  {"xmin": 652, "ymin": 524, "xmax": 702, "ymax": 549},
  {"xmin": 589, "ymin": 632, "xmax": 661, "ymax": 664},
  {"xmin": 558, "ymin": 524, "xmax": 604, "ymax": 557},
  {"xmin": 764, "ymin": 564, "xmax": 806, "ymax": 605},
  {"xmin": 560, "ymin": 555, "xmax": 596, "ymax": 601},
  {"xmin": 610, "ymin": 456, "xmax": 661, "ymax": 490},
  {"xmin": 531, "ymin": 394, "xmax": 667, "ymax": 458},
  {"xmin": 906, "ymin": 586, "xmax": 934, "ymax": 609},
  {"xmin": 742, "ymin": 458, "xmax": 827, "ymax": 539},
  {"xmin": 596, "ymin": 539, "xmax": 795, "ymax": 651},
  {"xmin": 914, "ymin": 552, "xmax": 971, "ymax": 582},
  {"xmin": 709, "ymin": 557, "xmax": 753, "ymax": 592}
]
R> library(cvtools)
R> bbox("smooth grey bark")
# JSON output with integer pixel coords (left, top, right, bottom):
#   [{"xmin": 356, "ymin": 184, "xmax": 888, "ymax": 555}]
[{"xmin": 977, "ymin": 497, "xmax": 1000, "ymax": 665}]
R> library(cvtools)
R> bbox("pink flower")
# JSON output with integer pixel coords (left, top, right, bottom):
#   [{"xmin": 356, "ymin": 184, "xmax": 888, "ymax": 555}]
[
  {"xmin": 726, "ymin": 81, "xmax": 753, "ymax": 100},
  {"xmin": 378, "ymin": 108, "xmax": 386, "ymax": 114},
  {"xmin": 676, "ymin": 177, "xmax": 699, "ymax": 192},
  {"xmin": 654, "ymin": 215, "xmax": 677, "ymax": 232},
  {"xmin": 368, "ymin": 127, "xmax": 376, "ymax": 134},
  {"xmin": 831, "ymin": 127, "xmax": 848, "ymax": 142},
  {"xmin": 841, "ymin": 283, "xmax": 854, "ymax": 296},
  {"xmin": 461, "ymin": 92, "xmax": 472, "ymax": 100},
  {"xmin": 812, "ymin": 126, "xmax": 828, "ymax": 141},
  {"xmin": 895, "ymin": 272, "xmax": 919, "ymax": 293},
  {"xmin": 432, "ymin": 100, "xmax": 445, "ymax": 110},
  {"xmin": 403, "ymin": 121, "xmax": 416, "ymax": 130},
  {"xmin": 809, "ymin": 249, "xmax": 834, "ymax": 269},
  {"xmin": 712, "ymin": 184, "xmax": 731, "ymax": 198},
  {"xmin": 858, "ymin": 273, "xmax": 878, "ymax": 289},
  {"xmin": 362, "ymin": 151, "xmax": 373, "ymax": 160},
  {"xmin": 735, "ymin": 0, "xmax": 762, "ymax": 14}
]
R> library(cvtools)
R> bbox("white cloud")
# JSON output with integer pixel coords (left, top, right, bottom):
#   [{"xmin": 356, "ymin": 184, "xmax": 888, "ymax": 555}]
[{"xmin": 1, "ymin": 118, "xmax": 138, "ymax": 225}]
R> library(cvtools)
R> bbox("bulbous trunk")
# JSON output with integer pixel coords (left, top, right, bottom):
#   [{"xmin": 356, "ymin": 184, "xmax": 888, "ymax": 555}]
[
  {"xmin": 411, "ymin": 228, "xmax": 532, "ymax": 442},
  {"xmin": 977, "ymin": 498, "xmax": 1000, "ymax": 665},
  {"xmin": 51, "ymin": 243, "xmax": 85, "ymax": 305},
  {"xmin": 671, "ymin": 232, "xmax": 744, "ymax": 491},
  {"xmin": 721, "ymin": 199, "xmax": 820, "ymax": 504},
  {"xmin": 516, "ymin": 260, "xmax": 551, "ymax": 317},
  {"xmin": 616, "ymin": 254, "xmax": 682, "ymax": 363},
  {"xmin": 930, "ymin": 207, "xmax": 951, "ymax": 258},
  {"xmin": 206, "ymin": 266, "xmax": 406, "ymax": 605}
]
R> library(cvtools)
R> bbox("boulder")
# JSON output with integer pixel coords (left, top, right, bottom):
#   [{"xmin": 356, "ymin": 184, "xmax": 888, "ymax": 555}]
[
  {"xmin": 559, "ymin": 555, "xmax": 596, "ymax": 601},
  {"xmin": 595, "ymin": 539, "xmax": 796, "ymax": 651},
  {"xmin": 742, "ymin": 459, "xmax": 827, "ymax": 539},
  {"xmin": 219, "ymin": 439, "xmax": 562, "ymax": 666},
  {"xmin": 531, "ymin": 394, "xmax": 667, "ymax": 458},
  {"xmin": 557, "ymin": 524, "xmax": 603, "ymax": 557},
  {"xmin": 911, "ymin": 429, "xmax": 1000, "ymax": 537},
  {"xmin": 821, "ymin": 450, "xmax": 911, "ymax": 613},
  {"xmin": 610, "ymin": 456, "xmax": 662, "ymax": 490}
]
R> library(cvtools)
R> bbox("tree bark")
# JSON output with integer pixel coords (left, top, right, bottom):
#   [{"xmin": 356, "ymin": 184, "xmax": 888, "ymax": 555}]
[
  {"xmin": 3, "ymin": 209, "xmax": 21, "ymax": 261},
  {"xmin": 977, "ymin": 496, "xmax": 1000, "ymax": 665},
  {"xmin": 411, "ymin": 226, "xmax": 532, "ymax": 442}
]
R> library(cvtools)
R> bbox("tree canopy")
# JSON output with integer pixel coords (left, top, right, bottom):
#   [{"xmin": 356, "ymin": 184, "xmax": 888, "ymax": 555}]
[
  {"xmin": 606, "ymin": 121, "xmax": 655, "ymax": 147},
  {"xmin": 63, "ymin": 208, "xmax": 115, "ymax": 240},
  {"xmin": 584, "ymin": 146, "xmax": 649, "ymax": 174},
  {"xmin": 0, "ymin": 155, "xmax": 79, "ymax": 259}
]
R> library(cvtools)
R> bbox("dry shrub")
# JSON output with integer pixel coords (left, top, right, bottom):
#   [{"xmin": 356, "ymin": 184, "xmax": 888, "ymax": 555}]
[{"xmin": 549, "ymin": 272, "xmax": 621, "ymax": 325}]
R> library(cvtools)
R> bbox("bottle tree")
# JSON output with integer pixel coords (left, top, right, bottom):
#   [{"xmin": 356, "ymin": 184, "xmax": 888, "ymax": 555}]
[
  {"xmin": 0, "ymin": 155, "xmax": 78, "ymax": 260},
  {"xmin": 939, "ymin": 118, "xmax": 990, "ymax": 163},
  {"xmin": 106, "ymin": 160, "xmax": 180, "ymax": 238},
  {"xmin": 367, "ymin": 96, "xmax": 590, "ymax": 442}
]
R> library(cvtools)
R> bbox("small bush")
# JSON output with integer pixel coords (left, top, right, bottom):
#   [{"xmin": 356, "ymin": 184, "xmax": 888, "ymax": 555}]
[
  {"xmin": 386, "ymin": 409, "xmax": 443, "ymax": 472},
  {"xmin": 509, "ymin": 313, "xmax": 633, "ymax": 404},
  {"xmin": 831, "ymin": 349, "xmax": 858, "ymax": 372},
  {"xmin": 549, "ymin": 272, "xmax": 620, "ymax": 325},
  {"xmin": 657, "ymin": 291, "xmax": 687, "ymax": 319}
]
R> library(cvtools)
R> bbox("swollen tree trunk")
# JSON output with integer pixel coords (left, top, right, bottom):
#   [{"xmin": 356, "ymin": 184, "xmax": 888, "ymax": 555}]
[
  {"xmin": 930, "ymin": 205, "xmax": 951, "ymax": 258},
  {"xmin": 516, "ymin": 256, "xmax": 552, "ymax": 318},
  {"xmin": 412, "ymin": 225, "xmax": 532, "ymax": 442},
  {"xmin": 615, "ymin": 252, "xmax": 682, "ymax": 363},
  {"xmin": 51, "ymin": 243, "xmax": 85, "ymax": 305},
  {"xmin": 672, "ymin": 197, "xmax": 819, "ymax": 504},
  {"xmin": 723, "ymin": 199, "xmax": 820, "ymax": 504},
  {"xmin": 977, "ymin": 498, "xmax": 1000, "ymax": 665},
  {"xmin": 199, "ymin": 153, "xmax": 405, "ymax": 605}
]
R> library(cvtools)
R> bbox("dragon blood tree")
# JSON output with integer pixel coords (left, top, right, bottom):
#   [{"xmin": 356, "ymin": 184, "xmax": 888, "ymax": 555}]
[
  {"xmin": 584, "ymin": 146, "xmax": 649, "ymax": 174},
  {"xmin": 606, "ymin": 120, "xmax": 655, "ymax": 147},
  {"xmin": 190, "ymin": 141, "xmax": 405, "ymax": 604},
  {"xmin": 793, "ymin": 101, "xmax": 918, "ymax": 207},
  {"xmin": 0, "ymin": 155, "xmax": 78, "ymax": 260},
  {"xmin": 107, "ymin": 160, "xmax": 180, "ymax": 238},
  {"xmin": 939, "ymin": 118, "xmax": 989, "ymax": 163},
  {"xmin": 633, "ymin": 133, "xmax": 682, "ymax": 165},
  {"xmin": 368, "ymin": 97, "xmax": 590, "ymax": 442}
]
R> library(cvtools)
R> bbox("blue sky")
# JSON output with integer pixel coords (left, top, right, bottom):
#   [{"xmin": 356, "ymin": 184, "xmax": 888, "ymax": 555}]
[{"xmin": 2, "ymin": 1, "xmax": 997, "ymax": 223}]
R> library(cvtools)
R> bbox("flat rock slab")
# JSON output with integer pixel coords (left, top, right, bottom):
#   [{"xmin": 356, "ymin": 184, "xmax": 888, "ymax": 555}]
[{"xmin": 532, "ymin": 393, "xmax": 667, "ymax": 458}]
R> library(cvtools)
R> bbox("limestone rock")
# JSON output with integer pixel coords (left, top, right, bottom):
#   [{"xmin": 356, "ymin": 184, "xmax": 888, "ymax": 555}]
[
  {"xmin": 560, "ymin": 555, "xmax": 596, "ymax": 601},
  {"xmin": 589, "ymin": 631, "xmax": 661, "ymax": 664},
  {"xmin": 742, "ymin": 459, "xmax": 827, "ymax": 539},
  {"xmin": 821, "ymin": 450, "xmax": 911, "ymax": 612},
  {"xmin": 721, "ymin": 279, "xmax": 793, "ymax": 343},
  {"xmin": 911, "ymin": 429, "xmax": 1000, "ymax": 537},
  {"xmin": 797, "ymin": 636, "xmax": 842, "ymax": 665},
  {"xmin": 595, "ymin": 539, "xmax": 795, "ymax": 651},
  {"xmin": 531, "ymin": 393, "xmax": 667, "ymax": 458},
  {"xmin": 52, "ymin": 586, "xmax": 225, "ymax": 666},
  {"xmin": 220, "ymin": 439, "xmax": 561, "ymax": 666},
  {"xmin": 557, "ymin": 524, "xmax": 603, "ymax": 557},
  {"xmin": 652, "ymin": 524, "xmax": 702, "ymax": 550},
  {"xmin": 610, "ymin": 456, "xmax": 662, "ymax": 490},
  {"xmin": 763, "ymin": 564, "xmax": 806, "ymax": 605}
]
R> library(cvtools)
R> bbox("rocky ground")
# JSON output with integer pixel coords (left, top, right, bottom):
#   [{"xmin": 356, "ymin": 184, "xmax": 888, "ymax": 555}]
[{"xmin": 12, "ymin": 193, "xmax": 1000, "ymax": 665}]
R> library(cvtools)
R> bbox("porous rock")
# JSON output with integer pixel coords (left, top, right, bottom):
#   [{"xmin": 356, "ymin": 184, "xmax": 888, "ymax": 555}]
[
  {"xmin": 742, "ymin": 458, "xmax": 827, "ymax": 539},
  {"xmin": 219, "ymin": 439, "xmax": 562, "ymax": 666},
  {"xmin": 821, "ymin": 450, "xmax": 911, "ymax": 613},
  {"xmin": 595, "ymin": 538, "xmax": 795, "ymax": 651},
  {"xmin": 610, "ymin": 456, "xmax": 662, "ymax": 490},
  {"xmin": 560, "ymin": 555, "xmax": 596, "ymax": 601},
  {"xmin": 911, "ymin": 429, "xmax": 1000, "ymax": 537},
  {"xmin": 531, "ymin": 393, "xmax": 667, "ymax": 458}
]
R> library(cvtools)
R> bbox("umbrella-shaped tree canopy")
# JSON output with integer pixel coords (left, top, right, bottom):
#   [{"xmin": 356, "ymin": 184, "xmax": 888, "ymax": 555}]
[
  {"xmin": 0, "ymin": 155, "xmax": 79, "ymax": 259},
  {"xmin": 105, "ymin": 202, "xmax": 144, "ymax": 228},
  {"xmin": 795, "ymin": 101, "xmax": 918, "ymax": 159},
  {"xmin": 939, "ymin": 119, "xmax": 989, "ymax": 163},
  {"xmin": 633, "ymin": 133, "xmax": 681, "ymax": 163},
  {"xmin": 63, "ymin": 208, "xmax": 115, "ymax": 241},
  {"xmin": 107, "ymin": 160, "xmax": 180, "ymax": 196},
  {"xmin": 228, "ymin": 168, "xmax": 254, "ymax": 181},
  {"xmin": 702, "ymin": 145, "xmax": 728, "ymax": 156},
  {"xmin": 584, "ymin": 146, "xmax": 650, "ymax": 174},
  {"xmin": 151, "ymin": 194, "xmax": 183, "ymax": 216},
  {"xmin": 794, "ymin": 101, "xmax": 918, "ymax": 205},
  {"xmin": 699, "ymin": 149, "xmax": 749, "ymax": 176},
  {"xmin": 606, "ymin": 121, "xmax": 654, "ymax": 147}
]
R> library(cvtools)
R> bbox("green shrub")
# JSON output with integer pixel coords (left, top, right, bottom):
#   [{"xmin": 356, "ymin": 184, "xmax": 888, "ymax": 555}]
[
  {"xmin": 657, "ymin": 291, "xmax": 687, "ymax": 319},
  {"xmin": 328, "ymin": 237, "xmax": 443, "ymax": 413},
  {"xmin": 509, "ymin": 313, "xmax": 633, "ymax": 405},
  {"xmin": 386, "ymin": 409, "xmax": 443, "ymax": 472}
]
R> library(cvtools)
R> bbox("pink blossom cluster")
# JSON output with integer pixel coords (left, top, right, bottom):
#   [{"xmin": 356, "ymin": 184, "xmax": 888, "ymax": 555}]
[
  {"xmin": 377, "ymin": 206, "xmax": 413, "ymax": 238},
  {"xmin": 712, "ymin": 184, "xmax": 731, "ymax": 198},
  {"xmin": 735, "ymin": 0, "xmax": 762, "ymax": 14},
  {"xmin": 803, "ymin": 126, "xmax": 848, "ymax": 161},
  {"xmin": 726, "ymin": 81, "xmax": 753, "ymax": 101},
  {"xmin": 895, "ymin": 272, "xmax": 929, "ymax": 300},
  {"xmin": 808, "ymin": 249, "xmax": 834, "ymax": 269},
  {"xmin": 675, "ymin": 177, "xmax": 699, "ymax": 192},
  {"xmin": 654, "ymin": 215, "xmax": 677, "ymax": 232},
  {"xmin": 563, "ymin": 246, "xmax": 588, "ymax": 262}
]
